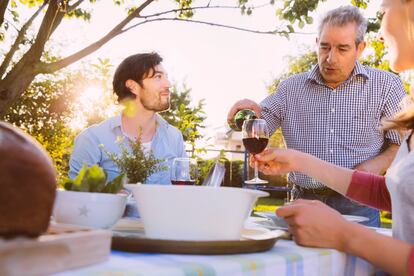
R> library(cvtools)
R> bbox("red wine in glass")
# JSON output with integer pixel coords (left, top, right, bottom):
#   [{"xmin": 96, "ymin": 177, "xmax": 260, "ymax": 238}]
[
  {"xmin": 171, "ymin": 180, "xmax": 196, "ymax": 185},
  {"xmin": 242, "ymin": 137, "xmax": 269, "ymax": 154},
  {"xmin": 242, "ymin": 119, "xmax": 269, "ymax": 185}
]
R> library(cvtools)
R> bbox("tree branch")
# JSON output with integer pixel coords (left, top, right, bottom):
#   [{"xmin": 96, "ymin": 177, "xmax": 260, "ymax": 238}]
[
  {"xmin": 0, "ymin": 1, "xmax": 48, "ymax": 78},
  {"xmin": 47, "ymin": 0, "xmax": 84, "ymax": 37},
  {"xmin": 0, "ymin": 0, "xmax": 9, "ymax": 27},
  {"xmin": 4, "ymin": 17, "xmax": 19, "ymax": 32},
  {"xmin": 67, "ymin": 0, "xmax": 84, "ymax": 13},
  {"xmin": 122, "ymin": 17, "xmax": 311, "ymax": 36},
  {"xmin": 0, "ymin": 0, "xmax": 63, "ymax": 85},
  {"xmin": 138, "ymin": 3, "xmax": 271, "ymax": 19},
  {"xmin": 36, "ymin": 0, "xmax": 155, "ymax": 74}
]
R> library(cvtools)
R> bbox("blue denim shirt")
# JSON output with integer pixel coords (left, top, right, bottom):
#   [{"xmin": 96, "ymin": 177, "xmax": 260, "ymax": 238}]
[{"xmin": 69, "ymin": 114, "xmax": 187, "ymax": 184}]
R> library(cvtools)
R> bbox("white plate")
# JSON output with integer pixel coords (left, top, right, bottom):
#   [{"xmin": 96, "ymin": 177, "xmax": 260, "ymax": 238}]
[
  {"xmin": 342, "ymin": 215, "xmax": 369, "ymax": 223},
  {"xmin": 113, "ymin": 218, "xmax": 287, "ymax": 241},
  {"xmin": 254, "ymin": 211, "xmax": 369, "ymax": 229},
  {"xmin": 254, "ymin": 212, "xmax": 288, "ymax": 230}
]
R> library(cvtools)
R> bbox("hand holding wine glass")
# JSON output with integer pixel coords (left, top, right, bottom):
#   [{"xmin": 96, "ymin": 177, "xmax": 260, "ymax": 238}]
[{"xmin": 242, "ymin": 119, "xmax": 269, "ymax": 185}]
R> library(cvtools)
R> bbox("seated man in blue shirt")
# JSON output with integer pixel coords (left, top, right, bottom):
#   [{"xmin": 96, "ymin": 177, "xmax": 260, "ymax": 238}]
[{"xmin": 69, "ymin": 52, "xmax": 186, "ymax": 185}]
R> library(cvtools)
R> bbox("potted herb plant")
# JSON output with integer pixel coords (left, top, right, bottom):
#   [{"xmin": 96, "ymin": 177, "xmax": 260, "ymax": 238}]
[
  {"xmin": 101, "ymin": 137, "xmax": 167, "ymax": 218},
  {"xmin": 54, "ymin": 164, "xmax": 127, "ymax": 229},
  {"xmin": 102, "ymin": 137, "xmax": 166, "ymax": 184}
]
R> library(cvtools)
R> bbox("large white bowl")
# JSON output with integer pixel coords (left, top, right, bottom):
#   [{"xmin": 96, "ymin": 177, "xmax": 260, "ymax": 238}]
[
  {"xmin": 125, "ymin": 184, "xmax": 268, "ymax": 241},
  {"xmin": 53, "ymin": 190, "xmax": 127, "ymax": 229}
]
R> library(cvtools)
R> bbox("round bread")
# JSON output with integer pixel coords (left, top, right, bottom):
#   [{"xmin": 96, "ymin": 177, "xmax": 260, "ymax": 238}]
[{"xmin": 0, "ymin": 122, "xmax": 56, "ymax": 238}]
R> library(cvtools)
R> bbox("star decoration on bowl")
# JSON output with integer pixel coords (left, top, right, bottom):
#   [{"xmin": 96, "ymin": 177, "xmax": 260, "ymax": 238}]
[{"xmin": 78, "ymin": 205, "xmax": 90, "ymax": 217}]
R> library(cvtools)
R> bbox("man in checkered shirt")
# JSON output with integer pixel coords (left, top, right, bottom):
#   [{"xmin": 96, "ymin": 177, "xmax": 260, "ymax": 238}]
[{"xmin": 228, "ymin": 6, "xmax": 407, "ymax": 227}]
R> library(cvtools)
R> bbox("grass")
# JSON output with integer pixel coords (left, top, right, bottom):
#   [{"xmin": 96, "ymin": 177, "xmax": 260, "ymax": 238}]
[{"xmin": 254, "ymin": 197, "xmax": 392, "ymax": 229}]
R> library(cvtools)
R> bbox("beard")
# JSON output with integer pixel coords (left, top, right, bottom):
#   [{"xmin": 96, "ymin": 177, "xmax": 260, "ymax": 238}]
[{"xmin": 140, "ymin": 93, "xmax": 170, "ymax": 112}]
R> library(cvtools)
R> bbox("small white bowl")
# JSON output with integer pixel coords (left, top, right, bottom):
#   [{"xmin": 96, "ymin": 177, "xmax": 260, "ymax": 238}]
[
  {"xmin": 125, "ymin": 184, "xmax": 268, "ymax": 241},
  {"xmin": 53, "ymin": 190, "xmax": 127, "ymax": 229}
]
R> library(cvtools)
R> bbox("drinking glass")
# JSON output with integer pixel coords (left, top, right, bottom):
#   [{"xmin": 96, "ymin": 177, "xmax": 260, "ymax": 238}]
[
  {"xmin": 285, "ymin": 172, "xmax": 296, "ymax": 203},
  {"xmin": 171, "ymin": 157, "xmax": 198, "ymax": 185},
  {"xmin": 242, "ymin": 119, "xmax": 269, "ymax": 185}
]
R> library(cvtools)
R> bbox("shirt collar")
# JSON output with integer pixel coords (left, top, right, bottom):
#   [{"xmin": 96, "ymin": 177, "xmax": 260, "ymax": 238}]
[
  {"xmin": 109, "ymin": 115, "xmax": 122, "ymax": 130},
  {"xmin": 307, "ymin": 61, "xmax": 369, "ymax": 85},
  {"xmin": 109, "ymin": 113, "xmax": 169, "ymax": 130},
  {"xmin": 155, "ymin": 113, "xmax": 169, "ymax": 128}
]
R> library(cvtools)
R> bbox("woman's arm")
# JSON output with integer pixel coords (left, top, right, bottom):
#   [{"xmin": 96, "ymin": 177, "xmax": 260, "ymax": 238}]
[
  {"xmin": 276, "ymin": 200, "xmax": 413, "ymax": 276},
  {"xmin": 344, "ymin": 221, "xmax": 413, "ymax": 276},
  {"xmin": 347, "ymin": 171, "xmax": 391, "ymax": 211},
  {"xmin": 254, "ymin": 149, "xmax": 391, "ymax": 210},
  {"xmin": 254, "ymin": 149, "xmax": 354, "ymax": 194}
]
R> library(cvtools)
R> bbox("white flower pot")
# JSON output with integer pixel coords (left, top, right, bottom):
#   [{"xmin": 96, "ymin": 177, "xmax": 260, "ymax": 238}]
[{"xmin": 53, "ymin": 190, "xmax": 127, "ymax": 229}]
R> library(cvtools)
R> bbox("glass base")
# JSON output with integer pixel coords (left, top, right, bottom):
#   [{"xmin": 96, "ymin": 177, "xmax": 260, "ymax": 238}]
[{"xmin": 244, "ymin": 178, "xmax": 268, "ymax": 185}]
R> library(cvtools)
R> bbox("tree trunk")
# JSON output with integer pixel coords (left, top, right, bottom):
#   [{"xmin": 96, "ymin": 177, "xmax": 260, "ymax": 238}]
[
  {"xmin": 0, "ymin": 67, "xmax": 37, "ymax": 117},
  {"xmin": 0, "ymin": 0, "xmax": 8, "ymax": 27}
]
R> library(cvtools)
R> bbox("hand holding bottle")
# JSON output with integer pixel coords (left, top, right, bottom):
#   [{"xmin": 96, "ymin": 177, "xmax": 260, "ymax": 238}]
[{"xmin": 227, "ymin": 99, "xmax": 261, "ymax": 131}]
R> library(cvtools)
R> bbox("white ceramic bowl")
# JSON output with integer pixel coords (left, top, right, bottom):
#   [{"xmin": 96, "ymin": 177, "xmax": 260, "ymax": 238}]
[
  {"xmin": 125, "ymin": 184, "xmax": 268, "ymax": 241},
  {"xmin": 53, "ymin": 190, "xmax": 127, "ymax": 229}
]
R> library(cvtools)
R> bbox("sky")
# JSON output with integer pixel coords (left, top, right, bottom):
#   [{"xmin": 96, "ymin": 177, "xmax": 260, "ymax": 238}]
[{"xmin": 49, "ymin": 0, "xmax": 380, "ymax": 143}]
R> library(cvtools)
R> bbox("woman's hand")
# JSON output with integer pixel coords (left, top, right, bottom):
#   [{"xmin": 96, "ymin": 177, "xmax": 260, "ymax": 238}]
[
  {"xmin": 276, "ymin": 199, "xmax": 351, "ymax": 251},
  {"xmin": 250, "ymin": 148, "xmax": 302, "ymax": 175}
]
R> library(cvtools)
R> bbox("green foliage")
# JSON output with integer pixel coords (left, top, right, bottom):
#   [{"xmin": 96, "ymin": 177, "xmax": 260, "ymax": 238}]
[
  {"xmin": 351, "ymin": 0, "xmax": 368, "ymax": 9},
  {"xmin": 361, "ymin": 36, "xmax": 390, "ymax": 70},
  {"xmin": 65, "ymin": 8, "xmax": 92, "ymax": 21},
  {"xmin": 1, "ymin": 73, "xmax": 77, "ymax": 181},
  {"xmin": 61, "ymin": 164, "xmax": 125, "ymax": 194},
  {"xmin": 197, "ymin": 156, "xmax": 244, "ymax": 188},
  {"xmin": 102, "ymin": 137, "xmax": 166, "ymax": 184},
  {"xmin": 197, "ymin": 158, "xmax": 216, "ymax": 185},
  {"xmin": 175, "ymin": 0, "xmax": 194, "ymax": 18},
  {"xmin": 367, "ymin": 11, "xmax": 382, "ymax": 33},
  {"xmin": 1, "ymin": 59, "xmax": 119, "ymax": 181},
  {"xmin": 222, "ymin": 159, "xmax": 244, "ymax": 187},
  {"xmin": 276, "ymin": 0, "xmax": 327, "ymax": 37},
  {"xmin": 161, "ymin": 85, "xmax": 207, "ymax": 157}
]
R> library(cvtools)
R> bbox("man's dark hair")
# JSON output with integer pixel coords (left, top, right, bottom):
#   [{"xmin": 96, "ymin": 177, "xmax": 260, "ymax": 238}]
[{"xmin": 112, "ymin": 52, "xmax": 163, "ymax": 101}]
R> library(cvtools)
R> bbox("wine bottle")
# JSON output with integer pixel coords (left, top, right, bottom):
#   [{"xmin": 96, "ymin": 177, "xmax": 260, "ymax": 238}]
[{"xmin": 229, "ymin": 109, "xmax": 257, "ymax": 131}]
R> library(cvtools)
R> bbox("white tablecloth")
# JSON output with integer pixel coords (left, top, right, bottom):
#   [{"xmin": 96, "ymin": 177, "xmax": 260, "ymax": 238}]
[{"xmin": 56, "ymin": 235, "xmax": 386, "ymax": 276}]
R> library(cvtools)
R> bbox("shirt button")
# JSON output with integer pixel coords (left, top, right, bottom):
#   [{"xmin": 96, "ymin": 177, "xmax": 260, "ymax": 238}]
[
  {"xmin": 330, "ymin": 149, "xmax": 334, "ymax": 154},
  {"xmin": 331, "ymin": 108, "xmax": 335, "ymax": 113},
  {"xmin": 330, "ymin": 129, "xmax": 334, "ymax": 133}
]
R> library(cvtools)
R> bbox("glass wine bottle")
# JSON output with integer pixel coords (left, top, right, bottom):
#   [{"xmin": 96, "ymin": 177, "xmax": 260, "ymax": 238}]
[{"xmin": 229, "ymin": 109, "xmax": 257, "ymax": 131}]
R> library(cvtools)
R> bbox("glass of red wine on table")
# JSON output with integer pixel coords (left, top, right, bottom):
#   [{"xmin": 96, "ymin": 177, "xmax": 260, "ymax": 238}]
[
  {"xmin": 171, "ymin": 157, "xmax": 198, "ymax": 185},
  {"xmin": 242, "ymin": 119, "xmax": 269, "ymax": 186}
]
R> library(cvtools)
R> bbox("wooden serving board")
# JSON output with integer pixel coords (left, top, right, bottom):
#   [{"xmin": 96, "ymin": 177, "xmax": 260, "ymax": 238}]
[
  {"xmin": 112, "ymin": 232, "xmax": 279, "ymax": 255},
  {"xmin": 0, "ymin": 223, "xmax": 111, "ymax": 276},
  {"xmin": 111, "ymin": 219, "xmax": 284, "ymax": 255}
]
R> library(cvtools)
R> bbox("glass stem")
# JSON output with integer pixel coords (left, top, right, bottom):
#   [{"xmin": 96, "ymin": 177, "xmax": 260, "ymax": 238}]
[{"xmin": 254, "ymin": 160, "xmax": 259, "ymax": 180}]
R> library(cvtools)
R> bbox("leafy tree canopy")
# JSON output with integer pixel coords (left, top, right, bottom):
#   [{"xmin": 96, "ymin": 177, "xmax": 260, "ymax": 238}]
[{"xmin": 0, "ymin": 0, "xmax": 373, "ymax": 115}]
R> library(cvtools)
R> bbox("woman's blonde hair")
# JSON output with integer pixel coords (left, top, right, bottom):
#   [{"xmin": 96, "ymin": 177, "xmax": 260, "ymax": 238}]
[{"xmin": 383, "ymin": 97, "xmax": 414, "ymax": 131}]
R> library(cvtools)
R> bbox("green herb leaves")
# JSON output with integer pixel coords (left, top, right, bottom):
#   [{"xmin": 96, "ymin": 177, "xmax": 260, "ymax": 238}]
[
  {"xmin": 102, "ymin": 137, "xmax": 166, "ymax": 184},
  {"xmin": 61, "ymin": 164, "xmax": 124, "ymax": 194}
]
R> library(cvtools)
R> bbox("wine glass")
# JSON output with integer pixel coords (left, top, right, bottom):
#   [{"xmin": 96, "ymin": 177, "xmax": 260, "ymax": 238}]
[
  {"xmin": 171, "ymin": 157, "xmax": 198, "ymax": 185},
  {"xmin": 242, "ymin": 119, "xmax": 269, "ymax": 185}
]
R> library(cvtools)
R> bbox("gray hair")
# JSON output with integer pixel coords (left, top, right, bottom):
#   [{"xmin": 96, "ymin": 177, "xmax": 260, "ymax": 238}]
[{"xmin": 318, "ymin": 6, "xmax": 368, "ymax": 46}]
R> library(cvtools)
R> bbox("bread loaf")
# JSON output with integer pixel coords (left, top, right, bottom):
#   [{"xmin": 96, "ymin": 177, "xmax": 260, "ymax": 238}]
[{"xmin": 0, "ymin": 122, "xmax": 56, "ymax": 238}]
